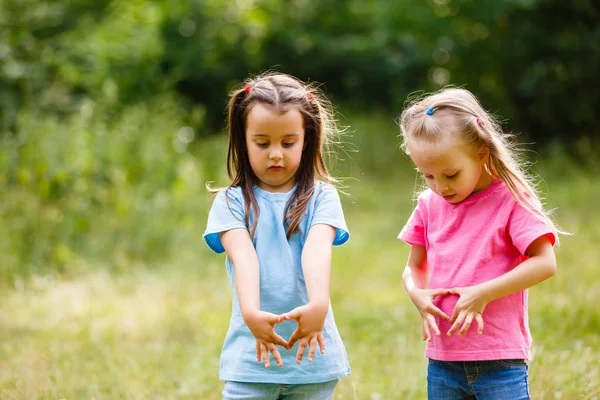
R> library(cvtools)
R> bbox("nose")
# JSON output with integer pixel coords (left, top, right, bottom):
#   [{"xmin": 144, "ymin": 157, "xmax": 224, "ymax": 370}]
[
  {"xmin": 269, "ymin": 148, "xmax": 282, "ymax": 160},
  {"xmin": 435, "ymin": 180, "xmax": 449, "ymax": 194}
]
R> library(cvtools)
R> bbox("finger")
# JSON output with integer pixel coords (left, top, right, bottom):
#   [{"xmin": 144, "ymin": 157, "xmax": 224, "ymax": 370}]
[
  {"xmin": 426, "ymin": 314, "xmax": 441, "ymax": 337},
  {"xmin": 287, "ymin": 328, "xmax": 301, "ymax": 350},
  {"xmin": 267, "ymin": 313, "xmax": 285, "ymax": 325},
  {"xmin": 475, "ymin": 313, "xmax": 484, "ymax": 334},
  {"xmin": 428, "ymin": 304, "xmax": 451, "ymax": 321},
  {"xmin": 269, "ymin": 332, "xmax": 289, "ymax": 349},
  {"xmin": 317, "ymin": 334, "xmax": 326, "ymax": 354},
  {"xmin": 458, "ymin": 313, "xmax": 474, "ymax": 336},
  {"xmin": 256, "ymin": 340, "xmax": 260, "ymax": 362},
  {"xmin": 450, "ymin": 304, "xmax": 461, "ymax": 322},
  {"xmin": 268, "ymin": 343, "xmax": 283, "ymax": 368},
  {"xmin": 307, "ymin": 337, "xmax": 318, "ymax": 362},
  {"xmin": 448, "ymin": 287, "xmax": 460, "ymax": 295},
  {"xmin": 282, "ymin": 306, "xmax": 303, "ymax": 321},
  {"xmin": 430, "ymin": 288, "xmax": 450, "ymax": 297},
  {"xmin": 422, "ymin": 319, "xmax": 432, "ymax": 342},
  {"xmin": 260, "ymin": 342, "xmax": 270, "ymax": 368},
  {"xmin": 447, "ymin": 312, "xmax": 465, "ymax": 337},
  {"xmin": 296, "ymin": 340, "xmax": 308, "ymax": 364}
]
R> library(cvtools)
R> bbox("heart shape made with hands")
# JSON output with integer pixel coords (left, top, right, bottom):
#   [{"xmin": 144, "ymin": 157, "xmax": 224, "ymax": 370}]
[{"xmin": 254, "ymin": 305, "xmax": 328, "ymax": 368}]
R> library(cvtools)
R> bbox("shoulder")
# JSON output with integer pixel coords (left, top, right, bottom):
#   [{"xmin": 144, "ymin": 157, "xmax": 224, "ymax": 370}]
[
  {"xmin": 490, "ymin": 181, "xmax": 530, "ymax": 211},
  {"xmin": 415, "ymin": 188, "xmax": 437, "ymax": 208},
  {"xmin": 315, "ymin": 180, "xmax": 336, "ymax": 192},
  {"xmin": 417, "ymin": 188, "xmax": 434, "ymax": 201},
  {"xmin": 209, "ymin": 185, "xmax": 245, "ymax": 212},
  {"xmin": 313, "ymin": 181, "xmax": 341, "ymax": 199},
  {"xmin": 214, "ymin": 185, "xmax": 244, "ymax": 202}
]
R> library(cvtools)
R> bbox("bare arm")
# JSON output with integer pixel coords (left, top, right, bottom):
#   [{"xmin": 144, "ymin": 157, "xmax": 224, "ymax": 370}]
[
  {"xmin": 221, "ymin": 228, "xmax": 262, "ymax": 315},
  {"xmin": 301, "ymin": 224, "xmax": 335, "ymax": 311},
  {"xmin": 283, "ymin": 224, "xmax": 336, "ymax": 363},
  {"xmin": 220, "ymin": 228, "xmax": 287, "ymax": 367},
  {"xmin": 402, "ymin": 244, "xmax": 451, "ymax": 341},
  {"xmin": 448, "ymin": 235, "xmax": 556, "ymax": 336},
  {"xmin": 403, "ymin": 244, "xmax": 428, "ymax": 293},
  {"xmin": 478, "ymin": 235, "xmax": 556, "ymax": 302}
]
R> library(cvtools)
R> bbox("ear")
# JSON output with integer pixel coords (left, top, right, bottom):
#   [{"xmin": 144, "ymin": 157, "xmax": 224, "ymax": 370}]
[{"xmin": 477, "ymin": 144, "xmax": 490, "ymax": 164}]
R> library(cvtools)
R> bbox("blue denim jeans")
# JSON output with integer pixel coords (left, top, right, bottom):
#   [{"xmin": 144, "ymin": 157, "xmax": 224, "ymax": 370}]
[
  {"xmin": 222, "ymin": 380, "xmax": 338, "ymax": 400},
  {"xmin": 427, "ymin": 359, "xmax": 530, "ymax": 400}
]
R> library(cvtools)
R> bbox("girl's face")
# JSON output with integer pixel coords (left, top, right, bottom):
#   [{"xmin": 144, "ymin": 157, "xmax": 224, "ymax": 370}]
[
  {"xmin": 245, "ymin": 103, "xmax": 305, "ymax": 193},
  {"xmin": 407, "ymin": 136, "xmax": 492, "ymax": 204}
]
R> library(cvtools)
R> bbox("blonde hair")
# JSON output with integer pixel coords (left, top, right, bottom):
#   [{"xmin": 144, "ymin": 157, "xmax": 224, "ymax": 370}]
[
  {"xmin": 399, "ymin": 87, "xmax": 563, "ymax": 243},
  {"xmin": 210, "ymin": 72, "xmax": 339, "ymax": 239}
]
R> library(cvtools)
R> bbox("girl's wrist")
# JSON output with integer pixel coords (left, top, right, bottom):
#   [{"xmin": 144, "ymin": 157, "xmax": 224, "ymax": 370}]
[
  {"xmin": 475, "ymin": 282, "xmax": 495, "ymax": 304},
  {"xmin": 308, "ymin": 301, "xmax": 329, "ymax": 315},
  {"xmin": 241, "ymin": 307, "xmax": 260, "ymax": 323}
]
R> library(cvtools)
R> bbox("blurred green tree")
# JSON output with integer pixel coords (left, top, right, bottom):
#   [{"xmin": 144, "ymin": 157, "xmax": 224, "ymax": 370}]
[{"xmin": 1, "ymin": 0, "xmax": 598, "ymax": 141}]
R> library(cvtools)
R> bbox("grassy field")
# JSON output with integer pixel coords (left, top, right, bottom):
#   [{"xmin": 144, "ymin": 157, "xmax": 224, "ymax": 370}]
[{"xmin": 1, "ymin": 115, "xmax": 599, "ymax": 399}]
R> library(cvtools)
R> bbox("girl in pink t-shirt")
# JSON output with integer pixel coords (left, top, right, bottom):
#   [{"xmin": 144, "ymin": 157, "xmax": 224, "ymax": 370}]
[{"xmin": 397, "ymin": 88, "xmax": 563, "ymax": 399}]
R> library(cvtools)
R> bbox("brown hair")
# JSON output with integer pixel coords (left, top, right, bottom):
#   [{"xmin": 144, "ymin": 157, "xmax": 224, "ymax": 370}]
[
  {"xmin": 399, "ymin": 87, "xmax": 564, "ymax": 242},
  {"xmin": 211, "ymin": 72, "xmax": 339, "ymax": 239}
]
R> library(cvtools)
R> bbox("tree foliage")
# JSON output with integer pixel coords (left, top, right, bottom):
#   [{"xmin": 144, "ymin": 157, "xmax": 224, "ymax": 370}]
[
  {"xmin": 1, "ymin": 0, "xmax": 598, "ymax": 279},
  {"xmin": 2, "ymin": 0, "xmax": 598, "ymax": 142}
]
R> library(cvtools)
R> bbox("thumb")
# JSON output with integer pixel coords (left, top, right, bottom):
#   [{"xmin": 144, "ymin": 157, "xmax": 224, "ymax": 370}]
[
  {"xmin": 282, "ymin": 306, "xmax": 304, "ymax": 321},
  {"xmin": 286, "ymin": 327, "xmax": 301, "ymax": 350},
  {"xmin": 266, "ymin": 312, "xmax": 285, "ymax": 325},
  {"xmin": 430, "ymin": 288, "xmax": 450, "ymax": 297}
]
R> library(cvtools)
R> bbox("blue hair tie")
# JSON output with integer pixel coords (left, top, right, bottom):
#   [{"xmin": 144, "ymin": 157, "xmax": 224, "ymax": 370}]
[{"xmin": 426, "ymin": 107, "xmax": 435, "ymax": 115}]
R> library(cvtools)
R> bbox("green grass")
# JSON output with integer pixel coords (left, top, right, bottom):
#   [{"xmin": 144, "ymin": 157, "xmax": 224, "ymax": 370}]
[
  {"xmin": 2, "ymin": 172, "xmax": 599, "ymax": 399},
  {"xmin": 1, "ymin": 113, "xmax": 599, "ymax": 399}
]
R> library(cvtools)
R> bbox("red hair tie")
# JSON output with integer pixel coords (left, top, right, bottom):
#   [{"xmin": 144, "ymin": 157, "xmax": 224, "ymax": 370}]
[
  {"xmin": 244, "ymin": 86, "xmax": 252, "ymax": 94},
  {"xmin": 476, "ymin": 117, "xmax": 483, "ymax": 126},
  {"xmin": 307, "ymin": 92, "xmax": 313, "ymax": 100}
]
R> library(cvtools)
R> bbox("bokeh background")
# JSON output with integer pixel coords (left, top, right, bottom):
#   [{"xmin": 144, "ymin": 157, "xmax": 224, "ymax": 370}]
[{"xmin": 1, "ymin": 1, "xmax": 599, "ymax": 399}]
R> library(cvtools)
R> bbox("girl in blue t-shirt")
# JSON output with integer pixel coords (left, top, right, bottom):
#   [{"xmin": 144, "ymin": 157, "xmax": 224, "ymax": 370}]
[{"xmin": 203, "ymin": 73, "xmax": 350, "ymax": 399}]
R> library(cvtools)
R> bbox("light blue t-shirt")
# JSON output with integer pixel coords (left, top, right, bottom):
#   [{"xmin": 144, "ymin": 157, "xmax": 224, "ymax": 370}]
[{"xmin": 203, "ymin": 182, "xmax": 350, "ymax": 384}]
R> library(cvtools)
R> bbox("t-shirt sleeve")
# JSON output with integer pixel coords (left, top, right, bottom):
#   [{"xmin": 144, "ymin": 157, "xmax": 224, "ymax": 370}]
[
  {"xmin": 310, "ymin": 183, "xmax": 350, "ymax": 246},
  {"xmin": 507, "ymin": 200, "xmax": 556, "ymax": 255},
  {"xmin": 398, "ymin": 195, "xmax": 427, "ymax": 246},
  {"xmin": 203, "ymin": 188, "xmax": 247, "ymax": 254}
]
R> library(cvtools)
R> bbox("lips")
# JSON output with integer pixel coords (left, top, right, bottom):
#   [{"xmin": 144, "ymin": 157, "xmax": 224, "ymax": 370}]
[
  {"xmin": 443, "ymin": 194, "xmax": 456, "ymax": 200},
  {"xmin": 268, "ymin": 166, "xmax": 283, "ymax": 171}
]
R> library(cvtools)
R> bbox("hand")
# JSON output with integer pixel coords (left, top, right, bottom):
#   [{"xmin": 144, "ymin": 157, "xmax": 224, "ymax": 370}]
[
  {"xmin": 407, "ymin": 288, "xmax": 451, "ymax": 342},
  {"xmin": 447, "ymin": 285, "xmax": 489, "ymax": 337},
  {"xmin": 281, "ymin": 303, "xmax": 328, "ymax": 364},
  {"xmin": 243, "ymin": 310, "xmax": 288, "ymax": 368}
]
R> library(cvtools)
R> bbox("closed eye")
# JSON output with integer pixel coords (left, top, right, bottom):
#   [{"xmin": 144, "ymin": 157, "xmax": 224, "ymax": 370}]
[
  {"xmin": 445, "ymin": 172, "xmax": 459, "ymax": 179},
  {"xmin": 256, "ymin": 142, "xmax": 269, "ymax": 148},
  {"xmin": 282, "ymin": 141, "xmax": 296, "ymax": 148}
]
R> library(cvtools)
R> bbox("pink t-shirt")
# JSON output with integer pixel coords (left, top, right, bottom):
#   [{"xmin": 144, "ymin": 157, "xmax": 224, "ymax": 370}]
[{"xmin": 399, "ymin": 180, "xmax": 555, "ymax": 361}]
